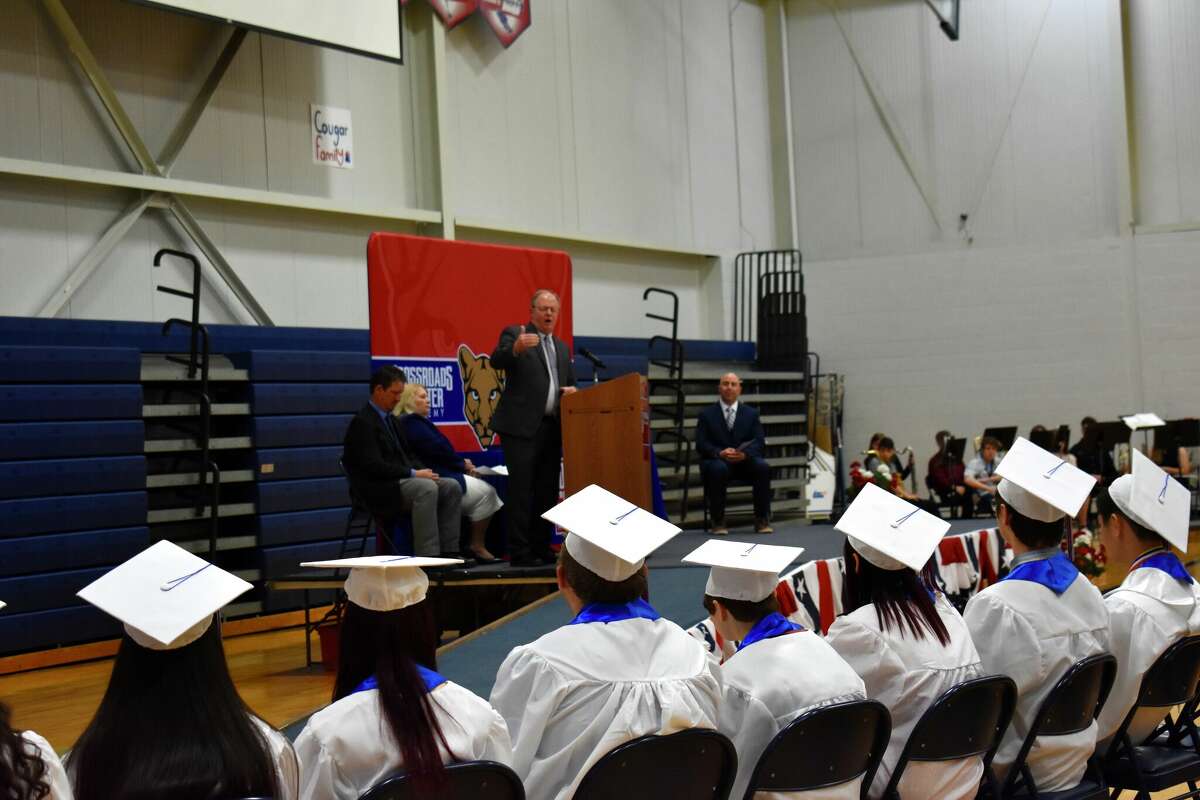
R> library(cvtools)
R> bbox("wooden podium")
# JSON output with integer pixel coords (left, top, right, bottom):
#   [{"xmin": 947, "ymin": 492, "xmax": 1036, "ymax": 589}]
[{"xmin": 561, "ymin": 372, "xmax": 651, "ymax": 510}]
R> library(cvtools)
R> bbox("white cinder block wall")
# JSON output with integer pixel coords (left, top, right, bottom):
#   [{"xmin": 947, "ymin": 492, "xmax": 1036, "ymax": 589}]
[
  {"xmin": 788, "ymin": 0, "xmax": 1200, "ymax": 483},
  {"xmin": 0, "ymin": 0, "xmax": 780, "ymax": 340},
  {"xmin": 0, "ymin": 0, "xmax": 1197, "ymax": 486}
]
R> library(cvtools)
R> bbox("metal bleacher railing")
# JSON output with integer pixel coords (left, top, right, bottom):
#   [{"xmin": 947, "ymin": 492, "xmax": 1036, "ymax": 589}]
[{"xmin": 643, "ymin": 288, "xmax": 692, "ymax": 524}]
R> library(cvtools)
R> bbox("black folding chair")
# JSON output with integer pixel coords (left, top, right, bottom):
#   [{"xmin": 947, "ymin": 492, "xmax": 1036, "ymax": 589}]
[
  {"xmin": 358, "ymin": 760, "xmax": 524, "ymax": 800},
  {"xmin": 743, "ymin": 699, "xmax": 890, "ymax": 799},
  {"xmin": 998, "ymin": 653, "xmax": 1117, "ymax": 800},
  {"xmin": 1101, "ymin": 635, "xmax": 1200, "ymax": 799},
  {"xmin": 881, "ymin": 675, "xmax": 1016, "ymax": 799},
  {"xmin": 574, "ymin": 729, "xmax": 736, "ymax": 800}
]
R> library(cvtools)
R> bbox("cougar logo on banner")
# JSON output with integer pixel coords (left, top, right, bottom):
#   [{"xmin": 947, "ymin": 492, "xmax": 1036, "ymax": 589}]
[{"xmin": 457, "ymin": 345, "xmax": 505, "ymax": 449}]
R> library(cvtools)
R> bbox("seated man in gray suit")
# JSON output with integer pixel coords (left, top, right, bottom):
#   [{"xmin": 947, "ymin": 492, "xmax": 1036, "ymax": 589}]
[
  {"xmin": 341, "ymin": 365, "xmax": 465, "ymax": 558},
  {"xmin": 695, "ymin": 372, "xmax": 772, "ymax": 535}
]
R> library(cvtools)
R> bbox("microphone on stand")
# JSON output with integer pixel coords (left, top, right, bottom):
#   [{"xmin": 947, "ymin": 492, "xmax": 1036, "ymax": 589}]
[{"xmin": 578, "ymin": 347, "xmax": 607, "ymax": 371}]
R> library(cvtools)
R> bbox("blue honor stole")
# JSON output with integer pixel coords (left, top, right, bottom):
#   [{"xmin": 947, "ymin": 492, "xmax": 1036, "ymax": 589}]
[
  {"xmin": 1132, "ymin": 550, "xmax": 1194, "ymax": 584},
  {"xmin": 737, "ymin": 612, "xmax": 804, "ymax": 652},
  {"xmin": 1001, "ymin": 552, "xmax": 1079, "ymax": 595},
  {"xmin": 352, "ymin": 665, "xmax": 448, "ymax": 695},
  {"xmin": 568, "ymin": 598, "xmax": 661, "ymax": 625}
]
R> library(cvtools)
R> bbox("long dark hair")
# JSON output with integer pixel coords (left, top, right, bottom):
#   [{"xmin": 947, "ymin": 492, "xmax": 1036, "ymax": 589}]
[
  {"xmin": 1, "ymin": 702, "xmax": 50, "ymax": 800},
  {"xmin": 841, "ymin": 540, "xmax": 951, "ymax": 646},
  {"xmin": 333, "ymin": 601, "xmax": 454, "ymax": 790},
  {"xmin": 67, "ymin": 618, "xmax": 280, "ymax": 800}
]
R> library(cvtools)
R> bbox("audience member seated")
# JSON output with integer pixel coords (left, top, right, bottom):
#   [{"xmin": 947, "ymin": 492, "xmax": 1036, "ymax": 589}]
[
  {"xmin": 1094, "ymin": 451, "xmax": 1200, "ymax": 750},
  {"xmin": 490, "ymin": 488, "xmax": 720, "ymax": 800},
  {"xmin": 342, "ymin": 366, "xmax": 465, "ymax": 558},
  {"xmin": 963, "ymin": 436, "xmax": 1002, "ymax": 516},
  {"xmin": 963, "ymin": 440, "xmax": 1109, "ymax": 792},
  {"xmin": 68, "ymin": 542, "xmax": 299, "ymax": 800},
  {"xmin": 295, "ymin": 557, "xmax": 512, "ymax": 799},
  {"xmin": 927, "ymin": 430, "xmax": 970, "ymax": 518},
  {"xmin": 689, "ymin": 541, "xmax": 866, "ymax": 800},
  {"xmin": 695, "ymin": 372, "xmax": 772, "ymax": 534},
  {"xmin": 827, "ymin": 486, "xmax": 985, "ymax": 799},
  {"xmin": 1, "ymin": 700, "xmax": 71, "ymax": 800},
  {"xmin": 395, "ymin": 383, "xmax": 504, "ymax": 563},
  {"xmin": 1070, "ymin": 416, "xmax": 1118, "ymax": 485},
  {"xmin": 866, "ymin": 437, "xmax": 938, "ymax": 513},
  {"xmin": 1154, "ymin": 429, "xmax": 1193, "ymax": 480}
]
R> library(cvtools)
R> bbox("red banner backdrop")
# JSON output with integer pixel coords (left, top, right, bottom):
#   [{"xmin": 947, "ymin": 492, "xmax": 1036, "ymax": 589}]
[{"xmin": 367, "ymin": 233, "xmax": 573, "ymax": 454}]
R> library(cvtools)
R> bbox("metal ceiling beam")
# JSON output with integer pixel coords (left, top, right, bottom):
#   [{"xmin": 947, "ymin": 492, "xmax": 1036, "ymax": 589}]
[{"xmin": 158, "ymin": 28, "xmax": 248, "ymax": 174}]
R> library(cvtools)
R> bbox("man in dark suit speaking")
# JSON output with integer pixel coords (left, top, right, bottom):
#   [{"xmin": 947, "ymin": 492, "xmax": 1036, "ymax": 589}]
[
  {"xmin": 490, "ymin": 289, "xmax": 576, "ymax": 567},
  {"xmin": 695, "ymin": 372, "xmax": 772, "ymax": 535},
  {"xmin": 342, "ymin": 365, "xmax": 464, "ymax": 557}
]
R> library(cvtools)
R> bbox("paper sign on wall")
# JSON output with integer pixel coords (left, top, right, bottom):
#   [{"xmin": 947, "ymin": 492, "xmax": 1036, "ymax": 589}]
[
  {"xmin": 311, "ymin": 104, "xmax": 353, "ymax": 169},
  {"xmin": 480, "ymin": 0, "xmax": 530, "ymax": 47}
]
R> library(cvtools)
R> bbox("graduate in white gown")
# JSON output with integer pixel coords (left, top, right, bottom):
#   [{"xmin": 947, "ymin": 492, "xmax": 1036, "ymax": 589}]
[
  {"xmin": 1, "ymin": 601, "xmax": 73, "ymax": 800},
  {"xmin": 67, "ymin": 541, "xmax": 299, "ymax": 800},
  {"xmin": 490, "ymin": 484, "xmax": 722, "ymax": 800},
  {"xmin": 1095, "ymin": 449, "xmax": 1200, "ymax": 748},
  {"xmin": 683, "ymin": 540, "xmax": 866, "ymax": 800},
  {"xmin": 293, "ymin": 556, "xmax": 513, "ymax": 799},
  {"xmin": 825, "ymin": 484, "xmax": 985, "ymax": 800},
  {"xmin": 963, "ymin": 437, "xmax": 1109, "ymax": 792}
]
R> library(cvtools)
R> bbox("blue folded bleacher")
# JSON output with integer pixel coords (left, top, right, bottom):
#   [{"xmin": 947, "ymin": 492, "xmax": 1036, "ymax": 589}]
[
  {"xmin": 0, "ymin": 567, "xmax": 108, "ymax": 615},
  {"xmin": 241, "ymin": 350, "xmax": 370, "ymax": 383},
  {"xmin": 250, "ymin": 383, "xmax": 363, "ymax": 415},
  {"xmin": 0, "ymin": 491, "xmax": 147, "ymax": 537},
  {"xmin": 0, "ymin": 527, "xmax": 149, "ymax": 577},
  {"xmin": 0, "ymin": 605, "xmax": 123, "ymax": 654},
  {"xmin": 258, "ymin": 508, "xmax": 348, "ymax": 547},
  {"xmin": 256, "ymin": 446, "xmax": 343, "ymax": 481},
  {"xmin": 260, "ymin": 538, "xmax": 375, "ymax": 581},
  {"xmin": 0, "ymin": 385, "xmax": 142, "ymax": 421},
  {"xmin": 0, "ymin": 456, "xmax": 145, "ymax": 500},
  {"xmin": 256, "ymin": 477, "xmax": 349, "ymax": 515},
  {"xmin": 252, "ymin": 415, "xmax": 352, "ymax": 448},
  {"xmin": 0, "ymin": 345, "xmax": 141, "ymax": 383},
  {"xmin": 0, "ymin": 420, "xmax": 144, "ymax": 460}
]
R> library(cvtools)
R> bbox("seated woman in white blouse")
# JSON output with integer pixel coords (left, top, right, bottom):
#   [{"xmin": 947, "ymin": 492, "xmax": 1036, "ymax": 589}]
[
  {"xmin": 295, "ymin": 556, "xmax": 512, "ymax": 799},
  {"xmin": 826, "ymin": 484, "xmax": 985, "ymax": 800}
]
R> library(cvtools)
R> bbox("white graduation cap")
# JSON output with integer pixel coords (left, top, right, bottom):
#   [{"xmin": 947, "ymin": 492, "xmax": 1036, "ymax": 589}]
[
  {"xmin": 0, "ymin": 601, "xmax": 5, "ymax": 612},
  {"xmin": 544, "ymin": 484, "xmax": 681, "ymax": 582},
  {"xmin": 1109, "ymin": 449, "xmax": 1190, "ymax": 552},
  {"xmin": 835, "ymin": 482, "xmax": 950, "ymax": 571},
  {"xmin": 683, "ymin": 540, "xmax": 805, "ymax": 602},
  {"xmin": 77, "ymin": 540, "xmax": 253, "ymax": 651},
  {"xmin": 300, "ymin": 554, "xmax": 462, "ymax": 612},
  {"xmin": 996, "ymin": 437, "xmax": 1097, "ymax": 522},
  {"xmin": 1122, "ymin": 413, "xmax": 1167, "ymax": 431}
]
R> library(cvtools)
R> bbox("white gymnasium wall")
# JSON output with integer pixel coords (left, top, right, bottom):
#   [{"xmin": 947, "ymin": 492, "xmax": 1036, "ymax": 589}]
[
  {"xmin": 1126, "ymin": 0, "xmax": 1200, "ymax": 228},
  {"xmin": 786, "ymin": 0, "xmax": 1200, "ymax": 481},
  {"xmin": 0, "ymin": 0, "xmax": 781, "ymax": 339}
]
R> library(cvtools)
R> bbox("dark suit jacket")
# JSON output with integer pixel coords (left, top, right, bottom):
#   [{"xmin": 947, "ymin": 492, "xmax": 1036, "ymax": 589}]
[
  {"xmin": 490, "ymin": 323, "xmax": 576, "ymax": 439},
  {"xmin": 695, "ymin": 402, "xmax": 766, "ymax": 461},
  {"xmin": 397, "ymin": 412, "xmax": 467, "ymax": 491},
  {"xmin": 342, "ymin": 403, "xmax": 424, "ymax": 516}
]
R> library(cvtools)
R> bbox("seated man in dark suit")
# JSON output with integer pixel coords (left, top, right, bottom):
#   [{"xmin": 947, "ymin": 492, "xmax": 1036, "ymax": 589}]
[
  {"xmin": 695, "ymin": 372, "xmax": 772, "ymax": 535},
  {"xmin": 341, "ymin": 365, "xmax": 465, "ymax": 558}
]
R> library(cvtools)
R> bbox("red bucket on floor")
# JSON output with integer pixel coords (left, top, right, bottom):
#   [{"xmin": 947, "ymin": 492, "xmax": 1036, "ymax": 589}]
[{"xmin": 316, "ymin": 622, "xmax": 340, "ymax": 671}]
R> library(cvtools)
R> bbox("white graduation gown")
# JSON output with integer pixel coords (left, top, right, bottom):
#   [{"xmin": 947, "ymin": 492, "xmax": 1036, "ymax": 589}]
[
  {"xmin": 490, "ymin": 616, "xmax": 722, "ymax": 800},
  {"xmin": 720, "ymin": 629, "xmax": 867, "ymax": 800},
  {"xmin": 826, "ymin": 593, "xmax": 984, "ymax": 800},
  {"xmin": 294, "ymin": 680, "xmax": 512, "ymax": 800},
  {"xmin": 255, "ymin": 716, "xmax": 301, "ymax": 800},
  {"xmin": 18, "ymin": 731, "xmax": 73, "ymax": 800},
  {"xmin": 1098, "ymin": 566, "xmax": 1200, "ymax": 747},
  {"xmin": 963, "ymin": 571, "xmax": 1110, "ymax": 792}
]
